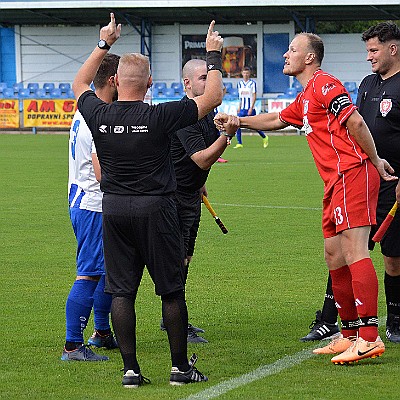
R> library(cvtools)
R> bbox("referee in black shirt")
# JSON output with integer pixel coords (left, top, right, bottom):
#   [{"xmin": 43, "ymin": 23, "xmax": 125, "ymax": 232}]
[
  {"xmin": 169, "ymin": 59, "xmax": 238, "ymax": 343},
  {"xmin": 72, "ymin": 13, "xmax": 224, "ymax": 387}
]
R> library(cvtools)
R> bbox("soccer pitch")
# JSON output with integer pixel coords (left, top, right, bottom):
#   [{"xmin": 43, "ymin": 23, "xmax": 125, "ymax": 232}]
[{"xmin": 0, "ymin": 133, "xmax": 399, "ymax": 400}]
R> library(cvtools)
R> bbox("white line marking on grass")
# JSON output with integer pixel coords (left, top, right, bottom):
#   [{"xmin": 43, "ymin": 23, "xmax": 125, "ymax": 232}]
[
  {"xmin": 212, "ymin": 202, "xmax": 322, "ymax": 211},
  {"xmin": 182, "ymin": 320, "xmax": 387, "ymax": 400},
  {"xmin": 182, "ymin": 348, "xmax": 316, "ymax": 400}
]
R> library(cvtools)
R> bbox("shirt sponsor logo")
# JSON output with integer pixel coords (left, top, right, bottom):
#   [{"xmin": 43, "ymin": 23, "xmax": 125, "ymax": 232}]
[
  {"xmin": 380, "ymin": 98, "xmax": 392, "ymax": 117},
  {"xmin": 322, "ymin": 83, "xmax": 336, "ymax": 96},
  {"xmin": 99, "ymin": 125, "xmax": 107, "ymax": 133},
  {"xmin": 114, "ymin": 126, "xmax": 125, "ymax": 134}
]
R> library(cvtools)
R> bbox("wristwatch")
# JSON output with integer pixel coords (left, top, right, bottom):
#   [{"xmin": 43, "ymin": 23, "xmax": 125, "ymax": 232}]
[{"xmin": 98, "ymin": 39, "xmax": 111, "ymax": 50}]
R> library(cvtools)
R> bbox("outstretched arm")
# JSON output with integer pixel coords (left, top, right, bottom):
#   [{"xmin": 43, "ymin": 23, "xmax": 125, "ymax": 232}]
[
  {"xmin": 215, "ymin": 112, "xmax": 287, "ymax": 132},
  {"xmin": 72, "ymin": 13, "xmax": 121, "ymax": 100}
]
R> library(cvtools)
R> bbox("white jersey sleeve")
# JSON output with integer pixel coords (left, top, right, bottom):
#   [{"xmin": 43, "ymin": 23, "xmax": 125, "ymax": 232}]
[{"xmin": 67, "ymin": 110, "xmax": 103, "ymax": 212}]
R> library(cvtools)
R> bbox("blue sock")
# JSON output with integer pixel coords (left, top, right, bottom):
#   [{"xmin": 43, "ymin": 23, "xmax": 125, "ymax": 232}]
[
  {"xmin": 65, "ymin": 279, "xmax": 98, "ymax": 343},
  {"xmin": 258, "ymin": 130, "xmax": 266, "ymax": 138},
  {"xmin": 236, "ymin": 128, "xmax": 242, "ymax": 144},
  {"xmin": 93, "ymin": 275, "xmax": 112, "ymax": 331}
]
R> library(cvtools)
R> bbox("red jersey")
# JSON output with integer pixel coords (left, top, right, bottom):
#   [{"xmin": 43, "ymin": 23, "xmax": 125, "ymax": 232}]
[{"xmin": 280, "ymin": 70, "xmax": 367, "ymax": 192}]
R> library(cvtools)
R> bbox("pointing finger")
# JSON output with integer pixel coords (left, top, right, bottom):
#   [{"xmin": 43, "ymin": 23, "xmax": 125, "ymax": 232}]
[{"xmin": 208, "ymin": 20, "xmax": 215, "ymax": 35}]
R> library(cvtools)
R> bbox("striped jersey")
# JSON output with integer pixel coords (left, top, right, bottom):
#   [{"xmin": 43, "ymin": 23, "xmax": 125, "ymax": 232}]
[
  {"xmin": 237, "ymin": 79, "xmax": 257, "ymax": 110},
  {"xmin": 280, "ymin": 69, "xmax": 365, "ymax": 192},
  {"xmin": 68, "ymin": 109, "xmax": 102, "ymax": 212}
]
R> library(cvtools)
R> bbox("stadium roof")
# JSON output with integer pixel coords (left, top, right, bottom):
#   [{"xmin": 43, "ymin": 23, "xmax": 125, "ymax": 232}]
[{"xmin": 0, "ymin": 1, "xmax": 400, "ymax": 27}]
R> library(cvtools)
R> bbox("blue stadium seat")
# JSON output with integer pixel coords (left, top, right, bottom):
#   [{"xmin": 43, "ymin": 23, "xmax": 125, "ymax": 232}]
[
  {"xmin": 35, "ymin": 88, "xmax": 49, "ymax": 98},
  {"xmin": 50, "ymin": 88, "xmax": 62, "ymax": 98},
  {"xmin": 0, "ymin": 82, "xmax": 8, "ymax": 93},
  {"xmin": 228, "ymin": 87, "xmax": 238, "ymax": 97},
  {"xmin": 43, "ymin": 83, "xmax": 55, "ymax": 93},
  {"xmin": 13, "ymin": 82, "xmax": 24, "ymax": 93},
  {"xmin": 3, "ymin": 88, "xmax": 16, "ymax": 98},
  {"xmin": 163, "ymin": 87, "xmax": 178, "ymax": 98},
  {"xmin": 171, "ymin": 82, "xmax": 183, "ymax": 93},
  {"xmin": 18, "ymin": 88, "xmax": 33, "ymax": 98},
  {"xmin": 224, "ymin": 82, "xmax": 233, "ymax": 91},
  {"xmin": 154, "ymin": 82, "xmax": 167, "ymax": 92},
  {"xmin": 27, "ymin": 83, "xmax": 39, "ymax": 93},
  {"xmin": 284, "ymin": 87, "xmax": 297, "ymax": 98},
  {"xmin": 66, "ymin": 89, "xmax": 75, "ymax": 99},
  {"xmin": 58, "ymin": 82, "xmax": 71, "ymax": 92},
  {"xmin": 292, "ymin": 79, "xmax": 302, "ymax": 92},
  {"xmin": 344, "ymin": 81, "xmax": 357, "ymax": 93}
]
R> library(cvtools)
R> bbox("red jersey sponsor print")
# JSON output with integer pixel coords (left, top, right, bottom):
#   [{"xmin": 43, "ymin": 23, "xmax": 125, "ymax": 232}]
[{"xmin": 279, "ymin": 70, "xmax": 367, "ymax": 192}]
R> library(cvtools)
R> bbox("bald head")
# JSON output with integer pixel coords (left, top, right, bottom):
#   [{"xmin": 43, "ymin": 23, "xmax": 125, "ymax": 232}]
[
  {"xmin": 116, "ymin": 53, "xmax": 151, "ymax": 95},
  {"xmin": 182, "ymin": 59, "xmax": 207, "ymax": 98}
]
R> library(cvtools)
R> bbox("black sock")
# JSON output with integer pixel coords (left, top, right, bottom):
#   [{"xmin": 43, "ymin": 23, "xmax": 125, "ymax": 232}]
[
  {"xmin": 321, "ymin": 274, "xmax": 339, "ymax": 324},
  {"xmin": 162, "ymin": 290, "xmax": 189, "ymax": 371},
  {"xmin": 111, "ymin": 295, "xmax": 140, "ymax": 373},
  {"xmin": 65, "ymin": 341, "xmax": 82, "ymax": 351},
  {"xmin": 385, "ymin": 272, "xmax": 400, "ymax": 315}
]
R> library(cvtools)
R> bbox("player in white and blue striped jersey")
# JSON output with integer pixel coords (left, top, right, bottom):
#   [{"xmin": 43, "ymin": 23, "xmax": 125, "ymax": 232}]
[{"xmin": 234, "ymin": 66, "xmax": 269, "ymax": 149}]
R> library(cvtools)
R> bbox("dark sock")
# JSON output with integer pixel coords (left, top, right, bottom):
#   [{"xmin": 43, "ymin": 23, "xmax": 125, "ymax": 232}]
[
  {"xmin": 321, "ymin": 274, "xmax": 339, "ymax": 324},
  {"xmin": 385, "ymin": 272, "xmax": 400, "ymax": 315},
  {"xmin": 64, "ymin": 341, "xmax": 82, "ymax": 351},
  {"xmin": 162, "ymin": 290, "xmax": 189, "ymax": 371},
  {"xmin": 111, "ymin": 295, "xmax": 140, "ymax": 373}
]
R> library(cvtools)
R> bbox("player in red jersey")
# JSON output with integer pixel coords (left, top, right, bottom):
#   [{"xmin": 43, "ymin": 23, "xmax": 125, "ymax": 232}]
[{"xmin": 215, "ymin": 32, "xmax": 398, "ymax": 364}]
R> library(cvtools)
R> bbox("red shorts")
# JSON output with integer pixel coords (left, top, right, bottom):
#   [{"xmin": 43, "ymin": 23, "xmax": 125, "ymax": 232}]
[{"xmin": 322, "ymin": 159, "xmax": 379, "ymax": 239}]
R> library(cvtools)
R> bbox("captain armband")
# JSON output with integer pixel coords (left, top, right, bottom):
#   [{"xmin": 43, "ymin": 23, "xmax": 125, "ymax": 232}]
[
  {"xmin": 329, "ymin": 93, "xmax": 352, "ymax": 117},
  {"xmin": 206, "ymin": 51, "xmax": 223, "ymax": 73}
]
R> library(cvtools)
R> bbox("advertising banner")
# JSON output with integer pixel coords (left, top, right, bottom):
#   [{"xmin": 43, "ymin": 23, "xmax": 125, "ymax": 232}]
[
  {"xmin": 23, "ymin": 99, "xmax": 77, "ymax": 128},
  {"xmin": 182, "ymin": 34, "xmax": 257, "ymax": 78},
  {"xmin": 0, "ymin": 99, "xmax": 20, "ymax": 128}
]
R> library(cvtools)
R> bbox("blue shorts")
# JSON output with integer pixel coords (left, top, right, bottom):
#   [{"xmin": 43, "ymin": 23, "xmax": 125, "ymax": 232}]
[{"xmin": 69, "ymin": 208, "xmax": 105, "ymax": 276}]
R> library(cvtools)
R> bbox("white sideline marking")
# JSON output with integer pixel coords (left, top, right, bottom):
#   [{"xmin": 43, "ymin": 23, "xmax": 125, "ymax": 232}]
[
  {"xmin": 182, "ymin": 322, "xmax": 386, "ymax": 400},
  {"xmin": 182, "ymin": 348, "xmax": 316, "ymax": 400},
  {"xmin": 212, "ymin": 202, "xmax": 322, "ymax": 211}
]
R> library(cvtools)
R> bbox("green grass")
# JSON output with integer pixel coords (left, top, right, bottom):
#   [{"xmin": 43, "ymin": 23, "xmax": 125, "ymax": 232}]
[{"xmin": 0, "ymin": 133, "xmax": 398, "ymax": 400}]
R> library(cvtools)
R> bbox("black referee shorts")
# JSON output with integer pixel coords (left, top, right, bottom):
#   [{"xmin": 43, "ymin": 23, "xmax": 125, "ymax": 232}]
[
  {"xmin": 174, "ymin": 190, "xmax": 201, "ymax": 258},
  {"xmin": 102, "ymin": 194, "xmax": 185, "ymax": 296},
  {"xmin": 369, "ymin": 180, "xmax": 400, "ymax": 257}
]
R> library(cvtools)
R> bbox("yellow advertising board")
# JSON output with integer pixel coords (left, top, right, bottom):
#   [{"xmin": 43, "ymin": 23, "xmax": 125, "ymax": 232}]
[
  {"xmin": 0, "ymin": 99, "xmax": 20, "ymax": 128},
  {"xmin": 23, "ymin": 99, "xmax": 77, "ymax": 128}
]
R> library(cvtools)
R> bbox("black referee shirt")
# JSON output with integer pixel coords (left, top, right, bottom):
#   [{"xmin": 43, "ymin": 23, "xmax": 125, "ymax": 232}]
[
  {"xmin": 171, "ymin": 100, "xmax": 220, "ymax": 193},
  {"xmin": 357, "ymin": 72, "xmax": 400, "ymax": 175},
  {"xmin": 78, "ymin": 91, "xmax": 198, "ymax": 196}
]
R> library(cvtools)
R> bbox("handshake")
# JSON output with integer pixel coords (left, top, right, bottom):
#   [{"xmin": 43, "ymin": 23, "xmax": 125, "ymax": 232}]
[{"xmin": 214, "ymin": 113, "xmax": 240, "ymax": 136}]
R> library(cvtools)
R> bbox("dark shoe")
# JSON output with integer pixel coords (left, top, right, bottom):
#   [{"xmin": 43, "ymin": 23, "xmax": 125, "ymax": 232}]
[
  {"xmin": 300, "ymin": 310, "xmax": 340, "ymax": 342},
  {"xmin": 61, "ymin": 344, "xmax": 109, "ymax": 361},
  {"xmin": 88, "ymin": 330, "xmax": 118, "ymax": 349},
  {"xmin": 386, "ymin": 313, "xmax": 400, "ymax": 343},
  {"xmin": 188, "ymin": 325, "xmax": 208, "ymax": 343},
  {"xmin": 169, "ymin": 354, "xmax": 208, "ymax": 385},
  {"xmin": 122, "ymin": 370, "xmax": 150, "ymax": 388},
  {"xmin": 161, "ymin": 319, "xmax": 206, "ymax": 335}
]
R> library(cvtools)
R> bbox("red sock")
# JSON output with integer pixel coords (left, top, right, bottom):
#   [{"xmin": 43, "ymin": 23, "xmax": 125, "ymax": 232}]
[
  {"xmin": 330, "ymin": 266, "xmax": 358, "ymax": 337},
  {"xmin": 348, "ymin": 258, "xmax": 379, "ymax": 341}
]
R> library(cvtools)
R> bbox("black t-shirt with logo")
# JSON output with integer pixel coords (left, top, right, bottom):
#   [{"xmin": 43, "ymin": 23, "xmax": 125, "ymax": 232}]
[
  {"xmin": 357, "ymin": 72, "xmax": 400, "ymax": 175},
  {"xmin": 78, "ymin": 91, "xmax": 198, "ymax": 195},
  {"xmin": 171, "ymin": 99, "xmax": 219, "ymax": 193}
]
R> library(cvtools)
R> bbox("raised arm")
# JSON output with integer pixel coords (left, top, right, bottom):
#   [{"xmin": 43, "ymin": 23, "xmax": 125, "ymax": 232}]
[
  {"xmin": 192, "ymin": 21, "xmax": 224, "ymax": 120},
  {"xmin": 72, "ymin": 13, "xmax": 121, "ymax": 100},
  {"xmin": 346, "ymin": 110, "xmax": 397, "ymax": 181}
]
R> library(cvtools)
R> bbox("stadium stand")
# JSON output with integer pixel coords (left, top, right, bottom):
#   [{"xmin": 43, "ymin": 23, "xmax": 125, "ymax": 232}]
[
  {"xmin": 27, "ymin": 83, "xmax": 39, "ymax": 93},
  {"xmin": 43, "ymin": 83, "xmax": 55, "ymax": 93}
]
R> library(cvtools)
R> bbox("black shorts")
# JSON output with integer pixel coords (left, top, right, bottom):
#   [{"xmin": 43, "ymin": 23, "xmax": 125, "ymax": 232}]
[
  {"xmin": 369, "ymin": 180, "xmax": 400, "ymax": 257},
  {"xmin": 175, "ymin": 190, "xmax": 201, "ymax": 258},
  {"xmin": 102, "ymin": 194, "xmax": 185, "ymax": 296}
]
